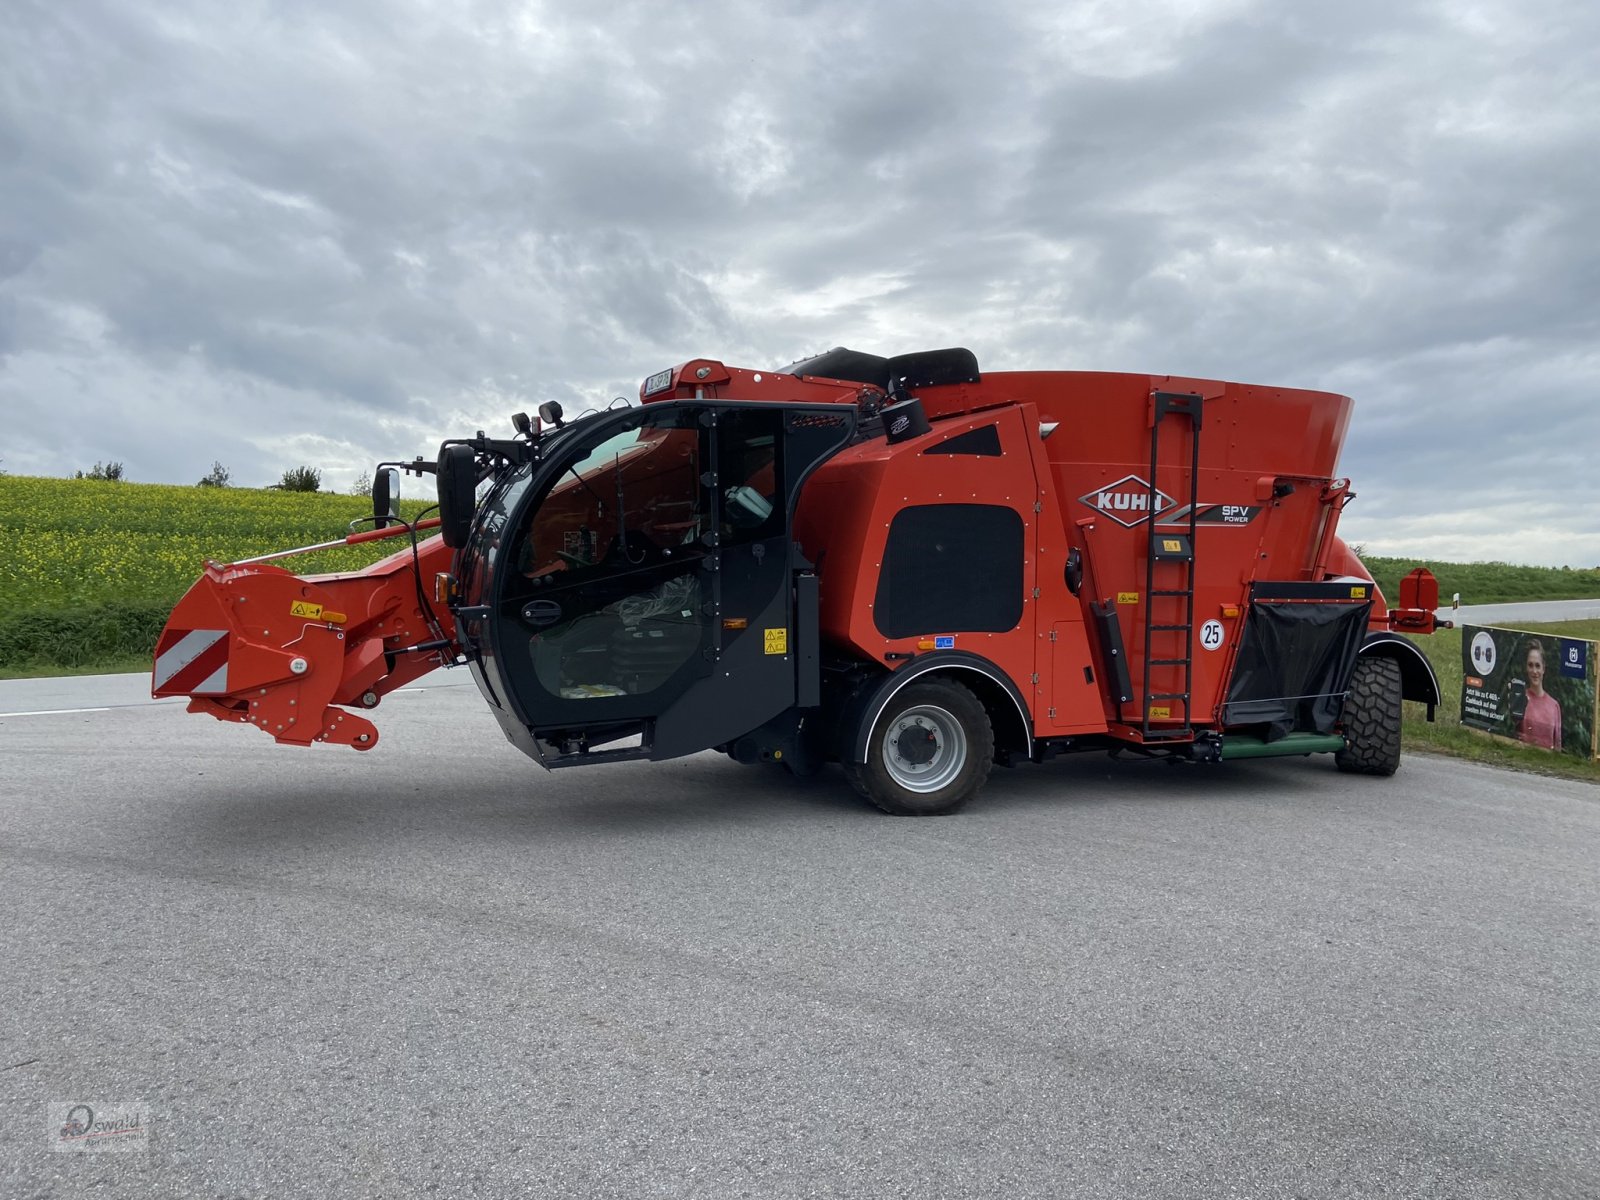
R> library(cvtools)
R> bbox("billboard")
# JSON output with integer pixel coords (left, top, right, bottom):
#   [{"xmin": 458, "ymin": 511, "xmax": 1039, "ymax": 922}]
[{"xmin": 1460, "ymin": 625, "xmax": 1598, "ymax": 759}]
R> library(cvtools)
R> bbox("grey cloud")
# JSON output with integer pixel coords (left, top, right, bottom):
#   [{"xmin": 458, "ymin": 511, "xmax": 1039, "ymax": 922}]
[{"xmin": 1, "ymin": 0, "xmax": 1596, "ymax": 563}]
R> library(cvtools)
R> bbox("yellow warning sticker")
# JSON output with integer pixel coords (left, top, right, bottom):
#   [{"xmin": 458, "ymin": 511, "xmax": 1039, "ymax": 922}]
[
  {"xmin": 1117, "ymin": 592, "xmax": 1139, "ymax": 605},
  {"xmin": 1163, "ymin": 539, "xmax": 1182, "ymax": 553},
  {"xmin": 1350, "ymin": 586, "xmax": 1367, "ymax": 598},
  {"xmin": 1149, "ymin": 705, "xmax": 1171, "ymax": 719},
  {"xmin": 764, "ymin": 627, "xmax": 788, "ymax": 655},
  {"xmin": 289, "ymin": 601, "xmax": 346, "ymax": 623}
]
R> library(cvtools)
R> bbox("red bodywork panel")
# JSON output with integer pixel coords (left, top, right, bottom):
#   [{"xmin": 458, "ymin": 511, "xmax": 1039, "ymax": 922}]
[
  {"xmin": 153, "ymin": 533, "xmax": 456, "ymax": 749},
  {"xmin": 153, "ymin": 352, "xmax": 1431, "ymax": 753},
  {"xmin": 658, "ymin": 360, "xmax": 1429, "ymax": 741}
]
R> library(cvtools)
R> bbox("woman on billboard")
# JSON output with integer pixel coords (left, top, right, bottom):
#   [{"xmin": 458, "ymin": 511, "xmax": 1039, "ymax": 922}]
[{"xmin": 1516, "ymin": 639, "xmax": 1562, "ymax": 750}]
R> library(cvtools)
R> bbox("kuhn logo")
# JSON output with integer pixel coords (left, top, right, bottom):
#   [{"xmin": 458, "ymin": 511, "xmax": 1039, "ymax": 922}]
[{"xmin": 1079, "ymin": 475, "xmax": 1174, "ymax": 527}]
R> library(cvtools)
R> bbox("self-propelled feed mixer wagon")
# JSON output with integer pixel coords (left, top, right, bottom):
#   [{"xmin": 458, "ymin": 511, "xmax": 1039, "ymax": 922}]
[{"xmin": 154, "ymin": 347, "xmax": 1443, "ymax": 815}]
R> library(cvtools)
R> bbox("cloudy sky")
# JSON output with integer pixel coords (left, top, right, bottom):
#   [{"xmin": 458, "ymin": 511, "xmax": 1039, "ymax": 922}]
[{"xmin": 3, "ymin": 0, "xmax": 1597, "ymax": 566}]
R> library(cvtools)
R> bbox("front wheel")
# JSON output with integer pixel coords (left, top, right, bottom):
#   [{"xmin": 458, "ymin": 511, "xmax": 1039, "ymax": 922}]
[
  {"xmin": 1336, "ymin": 655, "xmax": 1403, "ymax": 776},
  {"xmin": 845, "ymin": 679, "xmax": 994, "ymax": 815}
]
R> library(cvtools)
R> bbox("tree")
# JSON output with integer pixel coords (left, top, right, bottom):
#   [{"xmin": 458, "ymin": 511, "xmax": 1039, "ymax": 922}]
[
  {"xmin": 74, "ymin": 462, "xmax": 125, "ymax": 481},
  {"xmin": 351, "ymin": 469, "xmax": 372, "ymax": 498},
  {"xmin": 196, "ymin": 461, "xmax": 231, "ymax": 488},
  {"xmin": 277, "ymin": 465, "xmax": 322, "ymax": 493}
]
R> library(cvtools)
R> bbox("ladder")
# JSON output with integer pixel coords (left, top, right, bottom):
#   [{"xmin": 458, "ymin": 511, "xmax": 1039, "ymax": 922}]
[{"xmin": 1141, "ymin": 391, "xmax": 1203, "ymax": 741}]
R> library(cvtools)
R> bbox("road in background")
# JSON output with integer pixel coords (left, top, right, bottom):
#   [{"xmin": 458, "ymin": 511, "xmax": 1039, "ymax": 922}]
[
  {"xmin": 0, "ymin": 671, "xmax": 475, "ymax": 716},
  {"xmin": 2, "ymin": 683, "xmax": 1597, "ymax": 1198},
  {"xmin": 1437, "ymin": 598, "xmax": 1600, "ymax": 626}
]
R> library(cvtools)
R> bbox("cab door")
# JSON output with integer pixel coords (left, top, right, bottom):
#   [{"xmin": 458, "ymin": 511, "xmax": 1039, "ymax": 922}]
[{"xmin": 492, "ymin": 401, "xmax": 852, "ymax": 761}]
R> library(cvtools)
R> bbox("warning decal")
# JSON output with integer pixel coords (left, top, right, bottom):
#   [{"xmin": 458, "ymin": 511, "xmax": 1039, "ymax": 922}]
[
  {"xmin": 152, "ymin": 628, "xmax": 230, "ymax": 695},
  {"xmin": 764, "ymin": 628, "xmax": 788, "ymax": 655}
]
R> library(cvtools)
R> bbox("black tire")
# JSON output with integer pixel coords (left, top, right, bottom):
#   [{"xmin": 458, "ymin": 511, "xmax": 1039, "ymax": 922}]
[
  {"xmin": 1336, "ymin": 655, "xmax": 1402, "ymax": 776},
  {"xmin": 845, "ymin": 679, "xmax": 994, "ymax": 816}
]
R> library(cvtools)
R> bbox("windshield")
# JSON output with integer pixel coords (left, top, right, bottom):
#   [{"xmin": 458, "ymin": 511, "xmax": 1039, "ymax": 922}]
[
  {"xmin": 499, "ymin": 404, "xmax": 789, "ymax": 711},
  {"xmin": 517, "ymin": 417, "xmax": 700, "ymax": 580}
]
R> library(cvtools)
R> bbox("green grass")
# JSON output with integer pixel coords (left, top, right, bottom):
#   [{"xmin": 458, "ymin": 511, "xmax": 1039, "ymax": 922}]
[
  {"xmin": 0, "ymin": 475, "xmax": 430, "ymax": 673},
  {"xmin": 0, "ymin": 654, "xmax": 154, "ymax": 680},
  {"xmin": 1403, "ymin": 620, "xmax": 1600, "ymax": 783},
  {"xmin": 1364, "ymin": 556, "xmax": 1600, "ymax": 607}
]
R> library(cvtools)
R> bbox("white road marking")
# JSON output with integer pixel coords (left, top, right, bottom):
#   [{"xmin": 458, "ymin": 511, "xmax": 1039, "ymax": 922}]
[
  {"xmin": 3, "ymin": 707, "xmax": 112, "ymax": 717},
  {"xmin": 0, "ymin": 699, "xmax": 188, "ymax": 718}
]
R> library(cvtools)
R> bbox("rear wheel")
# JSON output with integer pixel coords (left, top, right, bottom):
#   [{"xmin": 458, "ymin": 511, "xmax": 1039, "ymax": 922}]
[
  {"xmin": 1336, "ymin": 655, "xmax": 1403, "ymax": 776},
  {"xmin": 845, "ymin": 679, "xmax": 994, "ymax": 815}
]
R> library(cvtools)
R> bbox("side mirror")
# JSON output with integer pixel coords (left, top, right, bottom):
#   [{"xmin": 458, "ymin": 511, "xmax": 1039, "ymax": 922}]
[
  {"xmin": 372, "ymin": 467, "xmax": 400, "ymax": 530},
  {"xmin": 437, "ymin": 444, "xmax": 478, "ymax": 548}
]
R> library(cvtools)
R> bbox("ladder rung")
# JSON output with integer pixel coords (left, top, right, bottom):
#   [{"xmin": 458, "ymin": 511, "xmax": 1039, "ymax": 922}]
[
  {"xmin": 1149, "ymin": 658, "xmax": 1188, "ymax": 666},
  {"xmin": 1148, "ymin": 692, "xmax": 1190, "ymax": 701},
  {"xmin": 1149, "ymin": 624, "xmax": 1191, "ymax": 632},
  {"xmin": 1151, "ymin": 589, "xmax": 1191, "ymax": 597}
]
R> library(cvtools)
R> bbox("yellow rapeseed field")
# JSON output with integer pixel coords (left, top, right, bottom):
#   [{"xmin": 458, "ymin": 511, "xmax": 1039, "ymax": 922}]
[{"xmin": 0, "ymin": 476, "xmax": 433, "ymax": 610}]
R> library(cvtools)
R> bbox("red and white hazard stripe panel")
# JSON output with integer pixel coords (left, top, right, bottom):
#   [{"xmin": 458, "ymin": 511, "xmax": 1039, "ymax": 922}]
[{"xmin": 153, "ymin": 629, "xmax": 230, "ymax": 695}]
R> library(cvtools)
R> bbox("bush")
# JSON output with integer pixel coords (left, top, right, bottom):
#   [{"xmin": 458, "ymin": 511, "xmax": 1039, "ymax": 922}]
[
  {"xmin": 278, "ymin": 466, "xmax": 321, "ymax": 493},
  {"xmin": 75, "ymin": 462, "xmax": 125, "ymax": 482},
  {"xmin": 0, "ymin": 602, "xmax": 171, "ymax": 671},
  {"xmin": 196, "ymin": 461, "xmax": 231, "ymax": 488}
]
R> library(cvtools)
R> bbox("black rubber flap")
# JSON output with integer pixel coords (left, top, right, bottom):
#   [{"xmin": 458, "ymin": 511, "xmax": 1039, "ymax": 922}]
[
  {"xmin": 779, "ymin": 347, "xmax": 982, "ymax": 391},
  {"xmin": 778, "ymin": 348, "xmax": 890, "ymax": 386},
  {"xmin": 886, "ymin": 348, "xmax": 981, "ymax": 389},
  {"xmin": 1223, "ymin": 600, "xmax": 1372, "ymax": 740}
]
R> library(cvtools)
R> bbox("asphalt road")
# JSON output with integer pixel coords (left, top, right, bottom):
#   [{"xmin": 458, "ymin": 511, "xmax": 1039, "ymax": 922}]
[
  {"xmin": 2, "ymin": 676, "xmax": 1597, "ymax": 1198},
  {"xmin": 1439, "ymin": 598, "xmax": 1600, "ymax": 625}
]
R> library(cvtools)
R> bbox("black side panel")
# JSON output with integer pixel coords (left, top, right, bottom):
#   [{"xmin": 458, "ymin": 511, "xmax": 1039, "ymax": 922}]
[
  {"xmin": 886, "ymin": 348, "xmax": 981, "ymax": 388},
  {"xmin": 1252, "ymin": 581, "xmax": 1376, "ymax": 602},
  {"xmin": 873, "ymin": 504, "xmax": 1024, "ymax": 639},
  {"xmin": 1224, "ymin": 600, "xmax": 1372, "ymax": 740},
  {"xmin": 778, "ymin": 346, "xmax": 982, "ymax": 391},
  {"xmin": 780, "ymin": 347, "xmax": 891, "ymax": 386},
  {"xmin": 650, "ymin": 549, "xmax": 792, "ymax": 759},
  {"xmin": 796, "ymin": 571, "xmax": 821, "ymax": 708},
  {"xmin": 925, "ymin": 425, "xmax": 1002, "ymax": 457},
  {"xmin": 1089, "ymin": 600, "xmax": 1135, "ymax": 704}
]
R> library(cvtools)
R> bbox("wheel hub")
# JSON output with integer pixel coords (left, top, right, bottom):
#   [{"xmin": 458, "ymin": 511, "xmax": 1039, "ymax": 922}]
[
  {"xmin": 881, "ymin": 704, "xmax": 968, "ymax": 793},
  {"xmin": 895, "ymin": 723, "xmax": 939, "ymax": 766}
]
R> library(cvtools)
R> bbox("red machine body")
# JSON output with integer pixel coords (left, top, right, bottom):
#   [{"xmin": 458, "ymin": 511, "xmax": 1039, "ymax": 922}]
[{"xmin": 154, "ymin": 346, "xmax": 1441, "ymax": 815}]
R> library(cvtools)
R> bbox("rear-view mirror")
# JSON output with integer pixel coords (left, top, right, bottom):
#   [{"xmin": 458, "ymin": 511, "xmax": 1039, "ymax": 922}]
[
  {"xmin": 437, "ymin": 445, "xmax": 478, "ymax": 548},
  {"xmin": 373, "ymin": 467, "xmax": 400, "ymax": 529}
]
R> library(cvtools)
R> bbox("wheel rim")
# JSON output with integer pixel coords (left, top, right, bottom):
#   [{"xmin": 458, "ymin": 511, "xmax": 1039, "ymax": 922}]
[{"xmin": 880, "ymin": 704, "xmax": 967, "ymax": 793}]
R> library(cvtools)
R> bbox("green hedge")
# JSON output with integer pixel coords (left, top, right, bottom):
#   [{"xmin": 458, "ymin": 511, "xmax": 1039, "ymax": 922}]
[
  {"xmin": 0, "ymin": 601, "xmax": 176, "ymax": 672},
  {"xmin": 1364, "ymin": 557, "xmax": 1600, "ymax": 606}
]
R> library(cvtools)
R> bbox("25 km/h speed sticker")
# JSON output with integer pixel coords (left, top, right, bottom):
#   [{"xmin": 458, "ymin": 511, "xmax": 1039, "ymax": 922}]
[{"xmin": 1199, "ymin": 620, "xmax": 1225, "ymax": 651}]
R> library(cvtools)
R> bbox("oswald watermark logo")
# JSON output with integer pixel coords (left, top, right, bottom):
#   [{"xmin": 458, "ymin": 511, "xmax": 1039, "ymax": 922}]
[{"xmin": 50, "ymin": 1102, "xmax": 150, "ymax": 1154}]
